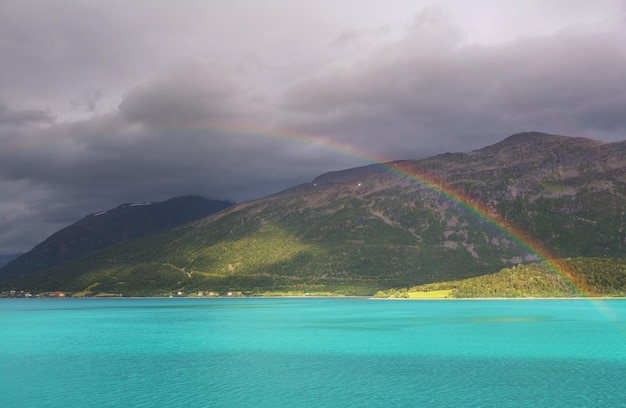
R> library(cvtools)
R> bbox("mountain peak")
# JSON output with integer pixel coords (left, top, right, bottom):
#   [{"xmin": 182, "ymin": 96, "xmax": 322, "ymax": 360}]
[
  {"xmin": 468, "ymin": 132, "xmax": 605, "ymax": 163},
  {"xmin": 502, "ymin": 131, "xmax": 562, "ymax": 142},
  {"xmin": 490, "ymin": 131, "xmax": 603, "ymax": 149}
]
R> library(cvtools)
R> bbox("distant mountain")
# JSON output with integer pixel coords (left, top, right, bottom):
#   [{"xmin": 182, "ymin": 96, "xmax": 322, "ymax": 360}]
[
  {"xmin": 6, "ymin": 132, "xmax": 626, "ymax": 296},
  {"xmin": 0, "ymin": 254, "xmax": 22, "ymax": 268},
  {"xmin": 0, "ymin": 196, "xmax": 234, "ymax": 281}
]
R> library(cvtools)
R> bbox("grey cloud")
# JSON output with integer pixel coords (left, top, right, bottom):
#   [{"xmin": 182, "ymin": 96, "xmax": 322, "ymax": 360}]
[
  {"xmin": 119, "ymin": 63, "xmax": 254, "ymax": 127},
  {"xmin": 333, "ymin": 24, "xmax": 394, "ymax": 47},
  {"xmin": 283, "ymin": 21, "xmax": 626, "ymax": 157},
  {"xmin": 70, "ymin": 90, "xmax": 102, "ymax": 113},
  {"xmin": 0, "ymin": 1, "xmax": 137, "ymax": 102},
  {"xmin": 0, "ymin": 58, "xmax": 344, "ymax": 204},
  {"xmin": 0, "ymin": 0, "xmax": 371, "ymax": 117},
  {"xmin": 334, "ymin": 30, "xmax": 363, "ymax": 46},
  {"xmin": 0, "ymin": 179, "xmax": 72, "ymax": 253},
  {"xmin": 0, "ymin": 102, "xmax": 55, "ymax": 127}
]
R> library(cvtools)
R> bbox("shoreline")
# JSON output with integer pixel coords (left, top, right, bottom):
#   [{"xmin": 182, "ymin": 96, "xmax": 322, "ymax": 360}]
[{"xmin": 3, "ymin": 294, "xmax": 626, "ymax": 300}]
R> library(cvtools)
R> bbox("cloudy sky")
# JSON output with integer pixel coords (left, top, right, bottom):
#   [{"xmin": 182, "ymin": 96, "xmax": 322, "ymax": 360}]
[{"xmin": 1, "ymin": 0, "xmax": 625, "ymax": 254}]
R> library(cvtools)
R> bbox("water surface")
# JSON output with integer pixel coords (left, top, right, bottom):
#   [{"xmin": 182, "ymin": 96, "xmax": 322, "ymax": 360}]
[{"xmin": 2, "ymin": 298, "xmax": 625, "ymax": 407}]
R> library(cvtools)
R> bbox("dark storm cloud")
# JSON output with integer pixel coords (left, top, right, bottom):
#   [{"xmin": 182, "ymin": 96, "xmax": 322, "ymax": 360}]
[
  {"xmin": 119, "ymin": 64, "xmax": 249, "ymax": 127},
  {"xmin": 283, "ymin": 16, "xmax": 626, "ymax": 157},
  {"xmin": 0, "ymin": 106, "xmax": 334, "ymax": 208}
]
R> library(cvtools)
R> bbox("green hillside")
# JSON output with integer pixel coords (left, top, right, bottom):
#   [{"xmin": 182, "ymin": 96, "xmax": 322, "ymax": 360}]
[
  {"xmin": 9, "ymin": 199, "xmax": 500, "ymax": 296},
  {"xmin": 374, "ymin": 258, "xmax": 626, "ymax": 298}
]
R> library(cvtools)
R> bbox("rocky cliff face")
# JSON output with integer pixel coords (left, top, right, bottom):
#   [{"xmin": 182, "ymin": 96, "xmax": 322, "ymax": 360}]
[{"xmin": 254, "ymin": 131, "xmax": 625, "ymax": 258}]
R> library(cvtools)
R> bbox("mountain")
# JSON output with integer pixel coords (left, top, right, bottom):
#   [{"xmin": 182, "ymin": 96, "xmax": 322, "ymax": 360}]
[
  {"xmin": 0, "ymin": 196, "xmax": 234, "ymax": 281},
  {"xmin": 0, "ymin": 254, "xmax": 22, "ymax": 268},
  {"xmin": 5, "ymin": 132, "xmax": 626, "ymax": 296}
]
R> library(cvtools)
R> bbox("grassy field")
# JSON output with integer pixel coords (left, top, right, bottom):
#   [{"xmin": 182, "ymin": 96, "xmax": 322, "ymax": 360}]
[{"xmin": 406, "ymin": 289, "xmax": 453, "ymax": 298}]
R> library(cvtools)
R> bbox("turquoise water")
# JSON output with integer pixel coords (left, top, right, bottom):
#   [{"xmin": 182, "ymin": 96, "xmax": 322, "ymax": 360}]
[{"xmin": 2, "ymin": 298, "xmax": 626, "ymax": 407}]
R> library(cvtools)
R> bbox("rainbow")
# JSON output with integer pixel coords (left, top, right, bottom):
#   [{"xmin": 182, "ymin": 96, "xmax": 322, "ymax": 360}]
[
  {"xmin": 183, "ymin": 121, "xmax": 591, "ymax": 295},
  {"xmin": 382, "ymin": 161, "xmax": 589, "ymax": 297}
]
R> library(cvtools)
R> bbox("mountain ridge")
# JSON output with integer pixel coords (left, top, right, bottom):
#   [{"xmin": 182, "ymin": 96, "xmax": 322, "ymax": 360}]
[
  {"xmin": 4, "ymin": 132, "xmax": 626, "ymax": 296},
  {"xmin": 0, "ymin": 195, "xmax": 234, "ymax": 281},
  {"xmin": 0, "ymin": 254, "xmax": 22, "ymax": 268}
]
